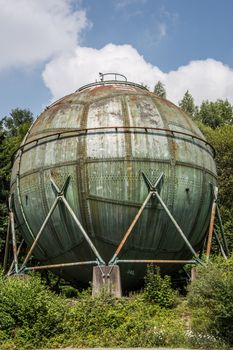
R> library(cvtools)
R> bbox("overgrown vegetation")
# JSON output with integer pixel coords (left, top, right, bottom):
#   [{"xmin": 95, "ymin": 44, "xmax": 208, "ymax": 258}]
[
  {"xmin": 198, "ymin": 123, "xmax": 233, "ymax": 252},
  {"xmin": 0, "ymin": 262, "xmax": 231, "ymax": 350},
  {"xmin": 187, "ymin": 255, "xmax": 233, "ymax": 346},
  {"xmin": 0, "ymin": 109, "xmax": 33, "ymax": 256},
  {"xmin": 144, "ymin": 264, "xmax": 178, "ymax": 308},
  {"xmin": 0, "ymin": 271, "xmax": 67, "ymax": 349}
]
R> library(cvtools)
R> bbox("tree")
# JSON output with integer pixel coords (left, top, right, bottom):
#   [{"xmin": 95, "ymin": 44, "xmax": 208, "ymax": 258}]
[
  {"xmin": 179, "ymin": 90, "xmax": 196, "ymax": 118},
  {"xmin": 196, "ymin": 99, "xmax": 233, "ymax": 128},
  {"xmin": 1, "ymin": 108, "xmax": 33, "ymax": 137},
  {"xmin": 154, "ymin": 81, "xmax": 166, "ymax": 98},
  {"xmin": 199, "ymin": 123, "xmax": 233, "ymax": 252},
  {"xmin": 140, "ymin": 82, "xmax": 149, "ymax": 89},
  {"xmin": 0, "ymin": 109, "xmax": 33, "ymax": 261}
]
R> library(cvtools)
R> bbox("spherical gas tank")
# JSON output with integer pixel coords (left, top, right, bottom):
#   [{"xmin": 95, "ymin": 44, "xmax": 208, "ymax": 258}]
[{"xmin": 11, "ymin": 79, "xmax": 217, "ymax": 289}]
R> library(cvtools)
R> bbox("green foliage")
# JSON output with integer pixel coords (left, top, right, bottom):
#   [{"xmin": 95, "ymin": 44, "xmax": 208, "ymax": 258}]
[
  {"xmin": 196, "ymin": 99, "xmax": 233, "ymax": 128},
  {"xmin": 0, "ymin": 108, "xmax": 33, "ymax": 263},
  {"xmin": 199, "ymin": 124, "xmax": 233, "ymax": 208},
  {"xmin": 144, "ymin": 264, "xmax": 178, "ymax": 308},
  {"xmin": 0, "ymin": 271, "xmax": 67, "ymax": 349},
  {"xmin": 52, "ymin": 292, "xmax": 186, "ymax": 348},
  {"xmin": 154, "ymin": 80, "xmax": 166, "ymax": 98},
  {"xmin": 179, "ymin": 90, "xmax": 196, "ymax": 118},
  {"xmin": 199, "ymin": 123, "xmax": 233, "ymax": 252},
  {"xmin": 0, "ymin": 108, "xmax": 33, "ymax": 137},
  {"xmin": 0, "ymin": 270, "xmax": 228, "ymax": 349},
  {"xmin": 187, "ymin": 256, "xmax": 233, "ymax": 345},
  {"xmin": 60, "ymin": 284, "xmax": 79, "ymax": 298}
]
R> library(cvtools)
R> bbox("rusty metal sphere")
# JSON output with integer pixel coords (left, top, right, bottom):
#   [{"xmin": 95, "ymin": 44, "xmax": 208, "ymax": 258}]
[{"xmin": 11, "ymin": 79, "xmax": 217, "ymax": 289}]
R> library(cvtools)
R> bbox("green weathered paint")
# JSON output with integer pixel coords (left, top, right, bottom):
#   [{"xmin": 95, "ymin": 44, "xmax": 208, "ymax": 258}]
[{"xmin": 10, "ymin": 81, "xmax": 217, "ymax": 289}]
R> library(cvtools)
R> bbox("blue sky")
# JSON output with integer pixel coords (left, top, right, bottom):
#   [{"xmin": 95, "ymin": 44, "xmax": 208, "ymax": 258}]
[
  {"xmin": 85, "ymin": 0, "xmax": 233, "ymax": 70},
  {"xmin": 1, "ymin": 0, "xmax": 233, "ymax": 119}
]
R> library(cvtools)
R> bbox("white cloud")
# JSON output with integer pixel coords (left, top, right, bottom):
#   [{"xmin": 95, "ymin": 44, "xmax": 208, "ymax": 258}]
[
  {"xmin": 165, "ymin": 59, "xmax": 233, "ymax": 105},
  {"xmin": 0, "ymin": 0, "xmax": 89, "ymax": 70},
  {"xmin": 3, "ymin": 1, "xmax": 231, "ymax": 107},
  {"xmin": 42, "ymin": 44, "xmax": 164, "ymax": 99},
  {"xmin": 42, "ymin": 43, "xmax": 233, "ymax": 106}
]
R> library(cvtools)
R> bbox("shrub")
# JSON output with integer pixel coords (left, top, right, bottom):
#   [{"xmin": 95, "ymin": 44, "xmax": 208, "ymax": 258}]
[
  {"xmin": 0, "ymin": 265, "xmax": 227, "ymax": 349},
  {"xmin": 59, "ymin": 292, "xmax": 186, "ymax": 348},
  {"xmin": 0, "ymin": 271, "xmax": 67, "ymax": 349},
  {"xmin": 187, "ymin": 255, "xmax": 233, "ymax": 346},
  {"xmin": 144, "ymin": 264, "xmax": 178, "ymax": 308}
]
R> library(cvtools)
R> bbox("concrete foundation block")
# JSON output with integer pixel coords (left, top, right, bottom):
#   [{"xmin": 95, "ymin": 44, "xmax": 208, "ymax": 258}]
[
  {"xmin": 191, "ymin": 266, "xmax": 198, "ymax": 281},
  {"xmin": 92, "ymin": 265, "xmax": 122, "ymax": 297}
]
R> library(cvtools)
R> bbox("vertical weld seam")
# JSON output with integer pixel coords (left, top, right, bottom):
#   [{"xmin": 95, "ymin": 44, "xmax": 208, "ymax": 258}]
[
  {"xmin": 153, "ymin": 97, "xmax": 176, "ymax": 210},
  {"xmin": 121, "ymin": 96, "xmax": 132, "ymax": 160},
  {"xmin": 121, "ymin": 95, "xmax": 134, "ymax": 244},
  {"xmin": 77, "ymin": 103, "xmax": 94, "ymax": 237},
  {"xmin": 121, "ymin": 95, "xmax": 144, "ymax": 249}
]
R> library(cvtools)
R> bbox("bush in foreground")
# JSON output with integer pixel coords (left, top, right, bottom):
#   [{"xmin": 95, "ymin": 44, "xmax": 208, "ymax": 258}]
[
  {"xmin": 0, "ymin": 265, "xmax": 229, "ymax": 349},
  {"xmin": 187, "ymin": 255, "xmax": 233, "ymax": 345},
  {"xmin": 0, "ymin": 271, "xmax": 67, "ymax": 349},
  {"xmin": 144, "ymin": 264, "xmax": 178, "ymax": 308}
]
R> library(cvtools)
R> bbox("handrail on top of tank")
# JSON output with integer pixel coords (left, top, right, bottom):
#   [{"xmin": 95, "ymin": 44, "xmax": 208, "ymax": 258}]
[
  {"xmin": 12, "ymin": 125, "xmax": 216, "ymax": 160},
  {"xmin": 99, "ymin": 72, "xmax": 127, "ymax": 81}
]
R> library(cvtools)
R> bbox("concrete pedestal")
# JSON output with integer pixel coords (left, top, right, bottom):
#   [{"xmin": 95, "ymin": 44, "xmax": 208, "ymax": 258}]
[
  {"xmin": 191, "ymin": 267, "xmax": 198, "ymax": 281},
  {"xmin": 92, "ymin": 265, "xmax": 122, "ymax": 297}
]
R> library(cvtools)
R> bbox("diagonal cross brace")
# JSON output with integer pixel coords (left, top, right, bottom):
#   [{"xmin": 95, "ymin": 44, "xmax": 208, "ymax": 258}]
[
  {"xmin": 206, "ymin": 185, "xmax": 218, "ymax": 262},
  {"xmin": 141, "ymin": 171, "xmax": 164, "ymax": 193},
  {"xmin": 20, "ymin": 175, "xmax": 105, "ymax": 271},
  {"xmin": 109, "ymin": 172, "xmax": 201, "ymax": 266},
  {"xmin": 154, "ymin": 191, "xmax": 200, "ymax": 261},
  {"xmin": 108, "ymin": 172, "xmax": 164, "ymax": 265},
  {"xmin": 143, "ymin": 172, "xmax": 201, "ymax": 263},
  {"xmin": 7, "ymin": 239, "xmax": 24, "ymax": 276},
  {"xmin": 50, "ymin": 176, "xmax": 105, "ymax": 265},
  {"xmin": 206, "ymin": 184, "xmax": 228, "ymax": 261}
]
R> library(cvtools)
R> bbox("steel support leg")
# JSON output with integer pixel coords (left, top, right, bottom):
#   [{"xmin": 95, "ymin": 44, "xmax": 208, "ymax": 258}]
[
  {"xmin": 3, "ymin": 218, "xmax": 11, "ymax": 274},
  {"xmin": 213, "ymin": 229, "xmax": 227, "ymax": 259},
  {"xmin": 206, "ymin": 186, "xmax": 218, "ymax": 262},
  {"xmin": 216, "ymin": 204, "xmax": 229, "ymax": 256},
  {"xmin": 9, "ymin": 209, "xmax": 19, "ymax": 273},
  {"xmin": 7, "ymin": 239, "xmax": 24, "ymax": 276}
]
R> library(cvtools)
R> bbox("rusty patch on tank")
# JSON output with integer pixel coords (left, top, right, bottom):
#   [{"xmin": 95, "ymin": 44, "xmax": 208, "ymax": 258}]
[
  {"xmin": 129, "ymin": 95, "xmax": 139, "ymax": 102},
  {"xmin": 89, "ymin": 85, "xmax": 115, "ymax": 96}
]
